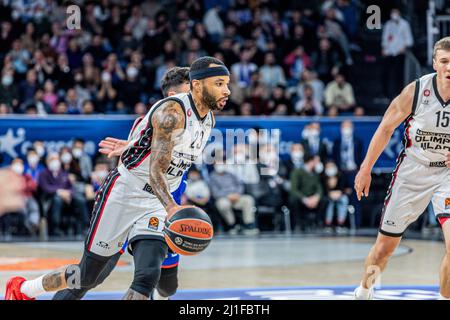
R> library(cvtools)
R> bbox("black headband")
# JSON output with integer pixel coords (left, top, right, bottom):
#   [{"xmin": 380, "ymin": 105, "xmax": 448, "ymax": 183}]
[{"xmin": 189, "ymin": 66, "xmax": 230, "ymax": 81}]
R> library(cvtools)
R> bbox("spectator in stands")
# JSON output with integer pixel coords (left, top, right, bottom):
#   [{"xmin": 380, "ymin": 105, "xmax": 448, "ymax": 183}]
[
  {"xmin": 10, "ymin": 39, "xmax": 31, "ymax": 76},
  {"xmin": 332, "ymin": 120, "xmax": 363, "ymax": 227},
  {"xmin": 301, "ymin": 122, "xmax": 329, "ymax": 162},
  {"xmin": 97, "ymin": 70, "xmax": 118, "ymax": 113},
  {"xmin": 289, "ymin": 154, "xmax": 324, "ymax": 231},
  {"xmin": 284, "ymin": 45, "xmax": 311, "ymax": 86},
  {"xmin": 38, "ymin": 152, "xmax": 88, "ymax": 236},
  {"xmin": 43, "ymin": 79, "xmax": 58, "ymax": 112},
  {"xmin": 28, "ymin": 88, "xmax": 51, "ymax": 115},
  {"xmin": 0, "ymin": 102, "xmax": 11, "ymax": 114},
  {"xmin": 322, "ymin": 160, "xmax": 349, "ymax": 234},
  {"xmin": 284, "ymin": 143, "xmax": 305, "ymax": 178},
  {"xmin": 72, "ymin": 138, "xmax": 93, "ymax": 182},
  {"xmin": 19, "ymin": 69, "xmax": 38, "ymax": 106},
  {"xmin": 310, "ymin": 38, "xmax": 341, "ymax": 83},
  {"xmin": 54, "ymin": 100, "xmax": 68, "ymax": 114},
  {"xmin": 10, "ymin": 158, "xmax": 40, "ymax": 235},
  {"xmin": 24, "ymin": 148, "xmax": 45, "ymax": 183},
  {"xmin": 209, "ymin": 162, "xmax": 258, "ymax": 235},
  {"xmin": 267, "ymin": 85, "xmax": 290, "ymax": 115},
  {"xmin": 259, "ymin": 52, "xmax": 287, "ymax": 91},
  {"xmin": 295, "ymin": 84, "xmax": 323, "ymax": 116},
  {"xmin": 324, "ymin": 73, "xmax": 355, "ymax": 115},
  {"xmin": 231, "ymin": 49, "xmax": 258, "ymax": 89},
  {"xmin": 0, "ymin": 69, "xmax": 19, "ymax": 111},
  {"xmin": 381, "ymin": 8, "xmax": 413, "ymax": 99},
  {"xmin": 120, "ymin": 65, "xmax": 142, "ymax": 111}
]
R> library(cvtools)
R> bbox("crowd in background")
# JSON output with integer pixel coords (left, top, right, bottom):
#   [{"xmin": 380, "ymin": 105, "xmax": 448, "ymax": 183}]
[
  {"xmin": 0, "ymin": 0, "xmax": 433, "ymax": 238},
  {"xmin": 0, "ymin": 0, "xmax": 364, "ymax": 117},
  {"xmin": 1, "ymin": 119, "xmax": 366, "ymax": 237}
]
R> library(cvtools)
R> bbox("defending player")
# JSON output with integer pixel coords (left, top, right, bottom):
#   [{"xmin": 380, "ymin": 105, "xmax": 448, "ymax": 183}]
[
  {"xmin": 5, "ymin": 56, "xmax": 230, "ymax": 300},
  {"xmin": 353, "ymin": 37, "xmax": 450, "ymax": 299}
]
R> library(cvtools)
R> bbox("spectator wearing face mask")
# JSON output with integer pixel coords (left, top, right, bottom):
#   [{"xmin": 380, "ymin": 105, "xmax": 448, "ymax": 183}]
[
  {"xmin": 289, "ymin": 154, "xmax": 324, "ymax": 232},
  {"xmin": 72, "ymin": 138, "xmax": 93, "ymax": 183},
  {"xmin": 0, "ymin": 70, "xmax": 19, "ymax": 110},
  {"xmin": 301, "ymin": 122, "xmax": 329, "ymax": 163},
  {"xmin": 37, "ymin": 152, "xmax": 88, "ymax": 236},
  {"xmin": 32, "ymin": 140, "xmax": 46, "ymax": 161},
  {"xmin": 322, "ymin": 160, "xmax": 349, "ymax": 234},
  {"xmin": 24, "ymin": 148, "xmax": 45, "ymax": 183},
  {"xmin": 289, "ymin": 143, "xmax": 305, "ymax": 170},
  {"xmin": 381, "ymin": 8, "xmax": 413, "ymax": 99},
  {"xmin": 209, "ymin": 162, "xmax": 258, "ymax": 236},
  {"xmin": 332, "ymin": 120, "xmax": 363, "ymax": 227},
  {"xmin": 10, "ymin": 158, "xmax": 40, "ymax": 235}
]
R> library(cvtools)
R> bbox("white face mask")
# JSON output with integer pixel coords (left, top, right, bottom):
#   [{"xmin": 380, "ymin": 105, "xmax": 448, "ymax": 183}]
[
  {"xmin": 11, "ymin": 163, "xmax": 24, "ymax": 175},
  {"xmin": 72, "ymin": 148, "xmax": 83, "ymax": 159},
  {"xmin": 315, "ymin": 162, "xmax": 324, "ymax": 174},
  {"xmin": 235, "ymin": 153, "xmax": 246, "ymax": 163},
  {"xmin": 341, "ymin": 127, "xmax": 353, "ymax": 137},
  {"xmin": 49, "ymin": 159, "xmax": 61, "ymax": 172},
  {"xmin": 126, "ymin": 66, "xmax": 138, "ymax": 78},
  {"xmin": 391, "ymin": 12, "xmax": 400, "ymax": 21},
  {"xmin": 27, "ymin": 154, "xmax": 40, "ymax": 167},
  {"xmin": 291, "ymin": 151, "xmax": 304, "ymax": 161},
  {"xmin": 2, "ymin": 75, "xmax": 13, "ymax": 86},
  {"xmin": 35, "ymin": 145, "xmax": 45, "ymax": 158},
  {"xmin": 325, "ymin": 166, "xmax": 338, "ymax": 177},
  {"xmin": 61, "ymin": 152, "xmax": 72, "ymax": 164},
  {"xmin": 309, "ymin": 129, "xmax": 320, "ymax": 139}
]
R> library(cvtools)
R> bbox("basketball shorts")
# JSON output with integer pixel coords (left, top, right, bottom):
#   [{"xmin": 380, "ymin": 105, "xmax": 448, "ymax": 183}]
[
  {"xmin": 379, "ymin": 154, "xmax": 450, "ymax": 237},
  {"xmin": 85, "ymin": 166, "xmax": 184, "ymax": 257}
]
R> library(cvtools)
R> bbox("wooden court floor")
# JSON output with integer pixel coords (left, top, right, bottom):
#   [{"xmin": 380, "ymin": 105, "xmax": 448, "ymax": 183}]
[{"xmin": 0, "ymin": 235, "xmax": 446, "ymax": 295}]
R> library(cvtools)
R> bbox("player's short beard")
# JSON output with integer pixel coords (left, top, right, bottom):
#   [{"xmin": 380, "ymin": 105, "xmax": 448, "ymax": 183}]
[{"xmin": 202, "ymin": 86, "xmax": 220, "ymax": 110}]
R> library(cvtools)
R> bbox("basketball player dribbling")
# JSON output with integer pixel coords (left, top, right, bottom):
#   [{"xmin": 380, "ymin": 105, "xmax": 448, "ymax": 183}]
[
  {"xmin": 50, "ymin": 67, "xmax": 191, "ymax": 301},
  {"xmin": 5, "ymin": 56, "xmax": 230, "ymax": 300},
  {"xmin": 354, "ymin": 37, "xmax": 450, "ymax": 300}
]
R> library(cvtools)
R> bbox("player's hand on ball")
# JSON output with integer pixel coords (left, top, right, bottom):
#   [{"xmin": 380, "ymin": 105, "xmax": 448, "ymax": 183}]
[
  {"xmin": 446, "ymin": 152, "xmax": 450, "ymax": 168},
  {"xmin": 354, "ymin": 169, "xmax": 372, "ymax": 201},
  {"xmin": 98, "ymin": 137, "xmax": 127, "ymax": 158},
  {"xmin": 166, "ymin": 204, "xmax": 195, "ymax": 220}
]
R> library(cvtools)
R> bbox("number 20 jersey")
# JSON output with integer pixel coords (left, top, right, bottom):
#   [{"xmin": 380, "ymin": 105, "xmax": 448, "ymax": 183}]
[
  {"xmin": 404, "ymin": 72, "xmax": 450, "ymax": 167},
  {"xmin": 120, "ymin": 92, "xmax": 214, "ymax": 192}
]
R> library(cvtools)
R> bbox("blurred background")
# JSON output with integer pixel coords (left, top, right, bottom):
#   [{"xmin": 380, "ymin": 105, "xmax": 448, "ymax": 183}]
[{"xmin": 0, "ymin": 0, "xmax": 448, "ymax": 242}]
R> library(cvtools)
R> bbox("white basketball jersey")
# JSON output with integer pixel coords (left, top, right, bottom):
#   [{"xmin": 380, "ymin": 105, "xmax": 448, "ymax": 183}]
[
  {"xmin": 404, "ymin": 73, "xmax": 450, "ymax": 167},
  {"xmin": 120, "ymin": 92, "xmax": 214, "ymax": 192}
]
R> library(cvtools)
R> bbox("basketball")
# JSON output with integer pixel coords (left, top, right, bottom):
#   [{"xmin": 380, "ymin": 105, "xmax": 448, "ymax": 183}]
[{"xmin": 163, "ymin": 206, "xmax": 214, "ymax": 256}]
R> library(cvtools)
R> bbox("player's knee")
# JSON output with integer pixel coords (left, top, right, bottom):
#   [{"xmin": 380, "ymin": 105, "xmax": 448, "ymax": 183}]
[{"xmin": 131, "ymin": 266, "xmax": 161, "ymax": 296}]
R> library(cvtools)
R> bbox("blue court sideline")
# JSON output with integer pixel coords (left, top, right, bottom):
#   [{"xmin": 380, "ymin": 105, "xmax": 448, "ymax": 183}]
[{"xmin": 1, "ymin": 285, "xmax": 440, "ymax": 300}]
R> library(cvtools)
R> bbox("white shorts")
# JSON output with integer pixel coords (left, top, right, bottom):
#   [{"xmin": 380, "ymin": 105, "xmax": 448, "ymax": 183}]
[
  {"xmin": 379, "ymin": 153, "xmax": 450, "ymax": 236},
  {"xmin": 85, "ymin": 167, "xmax": 167, "ymax": 257}
]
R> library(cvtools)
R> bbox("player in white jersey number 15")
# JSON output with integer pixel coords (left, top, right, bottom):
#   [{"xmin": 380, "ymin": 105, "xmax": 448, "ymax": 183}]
[{"xmin": 354, "ymin": 37, "xmax": 450, "ymax": 300}]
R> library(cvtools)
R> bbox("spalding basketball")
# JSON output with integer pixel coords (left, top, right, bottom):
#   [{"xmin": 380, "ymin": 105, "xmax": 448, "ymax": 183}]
[{"xmin": 163, "ymin": 206, "xmax": 214, "ymax": 256}]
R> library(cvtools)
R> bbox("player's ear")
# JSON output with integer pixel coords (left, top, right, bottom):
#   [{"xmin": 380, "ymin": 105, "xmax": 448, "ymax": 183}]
[
  {"xmin": 432, "ymin": 58, "xmax": 437, "ymax": 71},
  {"xmin": 192, "ymin": 79, "xmax": 201, "ymax": 93}
]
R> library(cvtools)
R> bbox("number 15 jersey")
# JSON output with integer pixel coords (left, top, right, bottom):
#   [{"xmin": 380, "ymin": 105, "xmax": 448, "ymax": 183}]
[{"xmin": 405, "ymin": 72, "xmax": 450, "ymax": 167}]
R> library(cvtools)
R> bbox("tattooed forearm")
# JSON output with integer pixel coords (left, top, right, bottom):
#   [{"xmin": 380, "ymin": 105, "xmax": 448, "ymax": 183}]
[
  {"xmin": 149, "ymin": 101, "xmax": 185, "ymax": 210},
  {"xmin": 42, "ymin": 266, "xmax": 68, "ymax": 291},
  {"xmin": 122, "ymin": 288, "xmax": 149, "ymax": 300}
]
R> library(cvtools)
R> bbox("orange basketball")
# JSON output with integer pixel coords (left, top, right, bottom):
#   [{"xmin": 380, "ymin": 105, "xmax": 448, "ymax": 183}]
[{"xmin": 163, "ymin": 206, "xmax": 214, "ymax": 256}]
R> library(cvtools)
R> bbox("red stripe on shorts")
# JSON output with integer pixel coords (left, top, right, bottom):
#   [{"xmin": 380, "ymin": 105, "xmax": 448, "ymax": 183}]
[{"xmin": 87, "ymin": 174, "xmax": 120, "ymax": 251}]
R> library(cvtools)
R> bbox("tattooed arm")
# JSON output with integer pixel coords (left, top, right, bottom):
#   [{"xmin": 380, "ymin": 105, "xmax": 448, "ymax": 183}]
[{"xmin": 149, "ymin": 100, "xmax": 185, "ymax": 218}]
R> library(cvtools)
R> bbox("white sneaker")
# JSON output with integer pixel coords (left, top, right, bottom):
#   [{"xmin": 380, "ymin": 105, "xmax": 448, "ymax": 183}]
[{"xmin": 353, "ymin": 286, "xmax": 374, "ymax": 300}]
